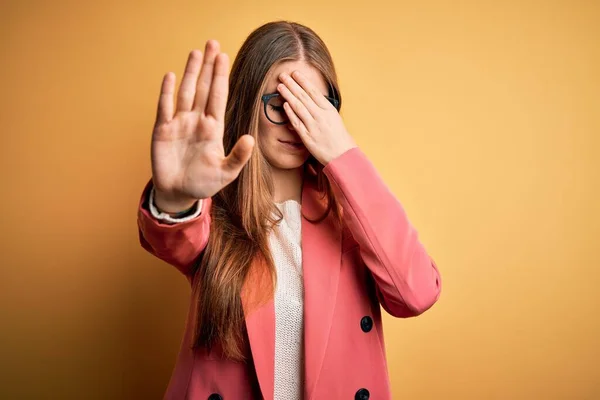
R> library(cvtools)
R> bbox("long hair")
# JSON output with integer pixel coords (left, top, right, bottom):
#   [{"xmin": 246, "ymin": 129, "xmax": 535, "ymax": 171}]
[{"xmin": 191, "ymin": 20, "xmax": 344, "ymax": 361}]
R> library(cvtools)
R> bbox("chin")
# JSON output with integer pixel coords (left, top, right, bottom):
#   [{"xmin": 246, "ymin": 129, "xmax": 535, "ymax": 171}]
[{"xmin": 267, "ymin": 152, "xmax": 309, "ymax": 170}]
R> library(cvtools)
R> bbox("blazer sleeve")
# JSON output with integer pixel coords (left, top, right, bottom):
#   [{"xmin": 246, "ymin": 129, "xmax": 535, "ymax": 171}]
[
  {"xmin": 323, "ymin": 147, "xmax": 441, "ymax": 317},
  {"xmin": 136, "ymin": 179, "xmax": 212, "ymax": 277}
]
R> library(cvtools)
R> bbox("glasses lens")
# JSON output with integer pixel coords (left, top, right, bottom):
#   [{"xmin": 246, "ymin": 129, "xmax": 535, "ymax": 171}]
[
  {"xmin": 266, "ymin": 95, "xmax": 287, "ymax": 124},
  {"xmin": 328, "ymin": 97, "xmax": 339, "ymax": 110}
]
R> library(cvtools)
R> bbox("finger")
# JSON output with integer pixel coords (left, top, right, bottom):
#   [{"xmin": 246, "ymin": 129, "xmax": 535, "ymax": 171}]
[
  {"xmin": 194, "ymin": 40, "xmax": 220, "ymax": 112},
  {"xmin": 289, "ymin": 71, "xmax": 331, "ymax": 109},
  {"xmin": 278, "ymin": 72, "xmax": 320, "ymax": 117},
  {"xmin": 177, "ymin": 50, "xmax": 203, "ymax": 112},
  {"xmin": 156, "ymin": 72, "xmax": 175, "ymax": 125},
  {"xmin": 205, "ymin": 53, "xmax": 230, "ymax": 120},
  {"xmin": 283, "ymin": 102, "xmax": 310, "ymax": 141},
  {"xmin": 222, "ymin": 134, "xmax": 255, "ymax": 178},
  {"xmin": 277, "ymin": 83, "xmax": 315, "ymax": 130}
]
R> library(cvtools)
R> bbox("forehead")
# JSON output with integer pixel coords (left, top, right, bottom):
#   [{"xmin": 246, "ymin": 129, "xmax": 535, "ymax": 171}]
[{"xmin": 264, "ymin": 60, "xmax": 328, "ymax": 95}]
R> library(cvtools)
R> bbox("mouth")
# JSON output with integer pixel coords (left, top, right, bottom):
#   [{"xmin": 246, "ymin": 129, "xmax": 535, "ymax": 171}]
[{"xmin": 278, "ymin": 139, "xmax": 305, "ymax": 148}]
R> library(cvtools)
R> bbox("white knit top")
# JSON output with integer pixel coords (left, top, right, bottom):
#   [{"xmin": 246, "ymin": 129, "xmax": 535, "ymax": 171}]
[
  {"xmin": 271, "ymin": 200, "xmax": 304, "ymax": 400},
  {"xmin": 148, "ymin": 189, "xmax": 304, "ymax": 399}
]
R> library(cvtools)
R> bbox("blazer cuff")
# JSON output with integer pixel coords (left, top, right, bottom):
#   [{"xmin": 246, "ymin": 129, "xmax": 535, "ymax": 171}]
[{"xmin": 148, "ymin": 186, "xmax": 203, "ymax": 224}]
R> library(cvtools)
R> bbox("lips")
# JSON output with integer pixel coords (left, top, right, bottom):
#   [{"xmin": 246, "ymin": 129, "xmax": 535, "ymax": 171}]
[
  {"xmin": 278, "ymin": 139, "xmax": 302, "ymax": 145},
  {"xmin": 278, "ymin": 139, "xmax": 306, "ymax": 151}
]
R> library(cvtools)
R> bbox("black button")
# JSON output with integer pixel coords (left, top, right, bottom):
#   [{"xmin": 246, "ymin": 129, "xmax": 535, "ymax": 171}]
[
  {"xmin": 360, "ymin": 316, "xmax": 373, "ymax": 332},
  {"xmin": 355, "ymin": 388, "xmax": 370, "ymax": 400},
  {"xmin": 208, "ymin": 394, "xmax": 222, "ymax": 400}
]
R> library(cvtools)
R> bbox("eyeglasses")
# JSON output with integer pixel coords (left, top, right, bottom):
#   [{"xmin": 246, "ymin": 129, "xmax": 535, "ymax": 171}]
[{"xmin": 261, "ymin": 92, "xmax": 340, "ymax": 125}]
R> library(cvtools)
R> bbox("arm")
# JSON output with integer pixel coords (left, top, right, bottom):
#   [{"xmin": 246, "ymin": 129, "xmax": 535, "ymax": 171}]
[
  {"xmin": 138, "ymin": 43, "xmax": 252, "ymax": 277},
  {"xmin": 137, "ymin": 179, "xmax": 212, "ymax": 276},
  {"xmin": 323, "ymin": 148, "xmax": 441, "ymax": 317}
]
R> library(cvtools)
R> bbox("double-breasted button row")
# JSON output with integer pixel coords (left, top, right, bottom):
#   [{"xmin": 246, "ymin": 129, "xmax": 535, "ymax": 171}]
[
  {"xmin": 356, "ymin": 316, "xmax": 373, "ymax": 398},
  {"xmin": 207, "ymin": 317, "xmax": 373, "ymax": 400}
]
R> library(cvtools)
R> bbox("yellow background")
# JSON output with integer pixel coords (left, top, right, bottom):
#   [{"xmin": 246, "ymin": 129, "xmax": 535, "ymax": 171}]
[{"xmin": 1, "ymin": 0, "xmax": 598, "ymax": 398}]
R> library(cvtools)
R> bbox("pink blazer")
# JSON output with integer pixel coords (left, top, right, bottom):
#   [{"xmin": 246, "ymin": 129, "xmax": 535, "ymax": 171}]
[{"xmin": 137, "ymin": 147, "xmax": 441, "ymax": 400}]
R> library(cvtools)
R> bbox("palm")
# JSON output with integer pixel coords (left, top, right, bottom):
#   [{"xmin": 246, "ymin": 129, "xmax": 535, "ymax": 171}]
[
  {"xmin": 150, "ymin": 41, "xmax": 254, "ymax": 204},
  {"xmin": 152, "ymin": 112, "xmax": 228, "ymax": 200}
]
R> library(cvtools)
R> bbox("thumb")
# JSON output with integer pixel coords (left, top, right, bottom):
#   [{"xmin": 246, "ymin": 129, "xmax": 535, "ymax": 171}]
[{"xmin": 222, "ymin": 134, "xmax": 255, "ymax": 179}]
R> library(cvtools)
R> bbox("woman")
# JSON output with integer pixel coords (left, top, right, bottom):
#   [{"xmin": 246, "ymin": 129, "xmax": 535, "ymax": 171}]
[{"xmin": 137, "ymin": 20, "xmax": 441, "ymax": 400}]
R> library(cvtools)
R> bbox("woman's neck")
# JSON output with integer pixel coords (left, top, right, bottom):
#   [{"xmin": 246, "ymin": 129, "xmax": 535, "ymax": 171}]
[{"xmin": 271, "ymin": 165, "xmax": 303, "ymax": 204}]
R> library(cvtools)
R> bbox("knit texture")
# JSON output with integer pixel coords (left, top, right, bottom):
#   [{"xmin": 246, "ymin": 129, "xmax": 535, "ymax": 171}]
[{"xmin": 270, "ymin": 200, "xmax": 304, "ymax": 400}]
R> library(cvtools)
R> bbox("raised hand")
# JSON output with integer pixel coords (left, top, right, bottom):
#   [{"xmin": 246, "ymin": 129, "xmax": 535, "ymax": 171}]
[
  {"xmin": 151, "ymin": 40, "xmax": 255, "ymax": 212},
  {"xmin": 276, "ymin": 71, "xmax": 356, "ymax": 165}
]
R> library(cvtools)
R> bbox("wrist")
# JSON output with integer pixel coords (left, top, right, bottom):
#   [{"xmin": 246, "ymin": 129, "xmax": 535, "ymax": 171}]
[{"xmin": 153, "ymin": 188, "xmax": 199, "ymax": 214}]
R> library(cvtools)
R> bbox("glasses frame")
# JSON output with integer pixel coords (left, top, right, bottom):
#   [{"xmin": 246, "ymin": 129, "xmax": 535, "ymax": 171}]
[{"xmin": 260, "ymin": 92, "xmax": 340, "ymax": 125}]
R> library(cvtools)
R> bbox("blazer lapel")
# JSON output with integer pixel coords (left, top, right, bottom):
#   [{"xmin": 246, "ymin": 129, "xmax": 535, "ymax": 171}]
[
  {"xmin": 301, "ymin": 177, "xmax": 343, "ymax": 400},
  {"xmin": 242, "ymin": 258, "xmax": 275, "ymax": 400},
  {"xmin": 240, "ymin": 175, "xmax": 342, "ymax": 400}
]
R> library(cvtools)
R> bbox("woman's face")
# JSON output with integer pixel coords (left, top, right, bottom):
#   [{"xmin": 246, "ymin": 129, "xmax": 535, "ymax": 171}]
[{"xmin": 258, "ymin": 60, "xmax": 329, "ymax": 171}]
